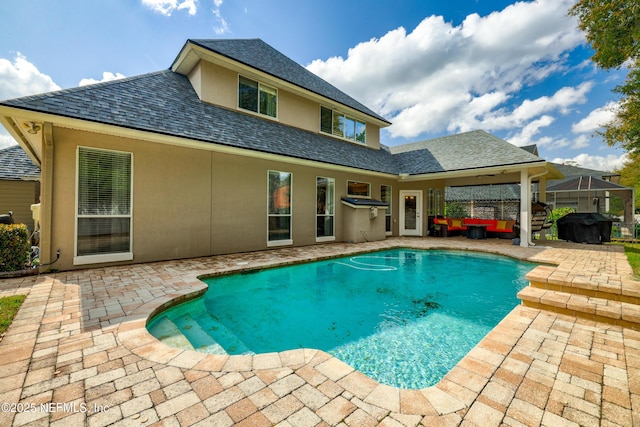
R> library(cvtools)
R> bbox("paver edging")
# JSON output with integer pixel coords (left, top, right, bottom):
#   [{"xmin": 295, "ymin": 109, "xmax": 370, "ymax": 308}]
[{"xmin": 112, "ymin": 281, "xmax": 547, "ymax": 418}]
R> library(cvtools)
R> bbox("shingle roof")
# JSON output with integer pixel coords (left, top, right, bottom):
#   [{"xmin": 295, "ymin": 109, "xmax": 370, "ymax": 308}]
[
  {"xmin": 0, "ymin": 71, "xmax": 398, "ymax": 174},
  {"xmin": 185, "ymin": 39, "xmax": 390, "ymax": 124},
  {"xmin": 389, "ymin": 130, "xmax": 544, "ymax": 174},
  {"xmin": 0, "ymin": 145, "xmax": 40, "ymax": 180},
  {"xmin": 550, "ymin": 163, "xmax": 616, "ymax": 180},
  {"xmin": 547, "ymin": 176, "xmax": 630, "ymax": 192},
  {"xmin": 0, "ymin": 40, "xmax": 547, "ymax": 178}
]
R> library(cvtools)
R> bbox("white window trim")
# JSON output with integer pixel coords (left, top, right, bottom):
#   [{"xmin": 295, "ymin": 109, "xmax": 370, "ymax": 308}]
[
  {"xmin": 316, "ymin": 176, "xmax": 335, "ymax": 243},
  {"xmin": 346, "ymin": 180, "xmax": 371, "ymax": 198},
  {"xmin": 267, "ymin": 170, "xmax": 292, "ymax": 247},
  {"xmin": 320, "ymin": 106, "xmax": 366, "ymax": 144},
  {"xmin": 381, "ymin": 184, "xmax": 393, "ymax": 236},
  {"xmin": 238, "ymin": 75, "xmax": 279, "ymax": 120},
  {"xmin": 74, "ymin": 146, "xmax": 133, "ymax": 265}
]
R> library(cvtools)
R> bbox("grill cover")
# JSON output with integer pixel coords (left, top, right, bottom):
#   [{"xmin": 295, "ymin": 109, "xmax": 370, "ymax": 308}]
[{"xmin": 557, "ymin": 212, "xmax": 613, "ymax": 244}]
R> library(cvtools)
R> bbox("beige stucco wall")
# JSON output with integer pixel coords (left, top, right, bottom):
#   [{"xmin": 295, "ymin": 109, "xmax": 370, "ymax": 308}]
[
  {"xmin": 0, "ymin": 180, "xmax": 39, "ymax": 231},
  {"xmin": 342, "ymin": 206, "xmax": 386, "ymax": 243},
  {"xmin": 189, "ymin": 60, "xmax": 383, "ymax": 151},
  {"xmin": 190, "ymin": 61, "xmax": 237, "ymax": 110},
  {"xmin": 45, "ymin": 126, "xmax": 404, "ymax": 270},
  {"xmin": 49, "ymin": 128, "xmax": 213, "ymax": 270}
]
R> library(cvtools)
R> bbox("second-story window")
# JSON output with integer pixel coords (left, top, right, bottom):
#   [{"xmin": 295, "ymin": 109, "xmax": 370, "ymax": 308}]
[
  {"xmin": 320, "ymin": 106, "xmax": 366, "ymax": 143},
  {"xmin": 239, "ymin": 76, "xmax": 277, "ymax": 118}
]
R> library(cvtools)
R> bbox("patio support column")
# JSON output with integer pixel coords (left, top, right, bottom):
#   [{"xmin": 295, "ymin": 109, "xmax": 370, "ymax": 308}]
[
  {"xmin": 520, "ymin": 169, "xmax": 530, "ymax": 247},
  {"xmin": 40, "ymin": 122, "xmax": 54, "ymax": 270},
  {"xmin": 538, "ymin": 177, "xmax": 548, "ymax": 240}
]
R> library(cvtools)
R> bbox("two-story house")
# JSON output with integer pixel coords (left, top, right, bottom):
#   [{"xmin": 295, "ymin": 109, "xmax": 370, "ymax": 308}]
[{"xmin": 0, "ymin": 39, "xmax": 561, "ymax": 271}]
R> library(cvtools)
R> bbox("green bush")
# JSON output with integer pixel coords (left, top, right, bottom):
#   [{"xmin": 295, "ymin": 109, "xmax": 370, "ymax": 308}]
[
  {"xmin": 445, "ymin": 202, "xmax": 467, "ymax": 218},
  {"xmin": 0, "ymin": 224, "xmax": 30, "ymax": 272}
]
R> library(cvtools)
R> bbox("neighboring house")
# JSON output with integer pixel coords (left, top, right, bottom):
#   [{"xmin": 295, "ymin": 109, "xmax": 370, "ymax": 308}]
[
  {"xmin": 0, "ymin": 39, "xmax": 562, "ymax": 271},
  {"xmin": 0, "ymin": 145, "xmax": 40, "ymax": 230}
]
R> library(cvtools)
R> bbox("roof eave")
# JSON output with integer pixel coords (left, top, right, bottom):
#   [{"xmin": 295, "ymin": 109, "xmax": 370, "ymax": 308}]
[{"xmin": 398, "ymin": 161, "xmax": 559, "ymax": 182}]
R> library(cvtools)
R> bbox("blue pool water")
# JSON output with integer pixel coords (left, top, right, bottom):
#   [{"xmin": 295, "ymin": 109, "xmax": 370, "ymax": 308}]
[{"xmin": 147, "ymin": 249, "xmax": 535, "ymax": 389}]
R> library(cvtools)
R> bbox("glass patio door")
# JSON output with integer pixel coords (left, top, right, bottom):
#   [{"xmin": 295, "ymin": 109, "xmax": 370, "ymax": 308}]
[{"xmin": 400, "ymin": 190, "xmax": 422, "ymax": 236}]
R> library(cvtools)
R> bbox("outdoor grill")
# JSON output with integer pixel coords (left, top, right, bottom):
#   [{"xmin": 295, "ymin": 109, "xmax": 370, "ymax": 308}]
[{"xmin": 557, "ymin": 212, "xmax": 613, "ymax": 244}]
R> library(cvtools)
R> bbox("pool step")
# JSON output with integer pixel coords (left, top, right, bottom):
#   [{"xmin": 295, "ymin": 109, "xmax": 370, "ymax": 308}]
[
  {"xmin": 171, "ymin": 314, "xmax": 224, "ymax": 353},
  {"xmin": 525, "ymin": 266, "xmax": 640, "ymax": 305},
  {"xmin": 147, "ymin": 316, "xmax": 195, "ymax": 350},
  {"xmin": 518, "ymin": 286, "xmax": 640, "ymax": 330},
  {"xmin": 173, "ymin": 314, "xmax": 251, "ymax": 355}
]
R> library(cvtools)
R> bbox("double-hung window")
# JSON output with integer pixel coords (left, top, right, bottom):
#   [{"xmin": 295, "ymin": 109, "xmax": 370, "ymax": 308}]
[
  {"xmin": 75, "ymin": 147, "xmax": 133, "ymax": 265},
  {"xmin": 316, "ymin": 177, "xmax": 335, "ymax": 241},
  {"xmin": 268, "ymin": 170, "xmax": 292, "ymax": 246},
  {"xmin": 320, "ymin": 106, "xmax": 366, "ymax": 143},
  {"xmin": 239, "ymin": 76, "xmax": 277, "ymax": 118}
]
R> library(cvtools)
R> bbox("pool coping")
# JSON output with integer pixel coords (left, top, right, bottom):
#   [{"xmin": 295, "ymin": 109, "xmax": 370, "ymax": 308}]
[
  {"xmin": 115, "ymin": 242, "xmax": 556, "ymax": 416},
  {"xmin": 3, "ymin": 236, "xmax": 639, "ymax": 425}
]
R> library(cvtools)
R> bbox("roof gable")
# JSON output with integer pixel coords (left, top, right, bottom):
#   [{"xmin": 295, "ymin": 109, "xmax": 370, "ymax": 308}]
[{"xmin": 180, "ymin": 39, "xmax": 390, "ymax": 125}]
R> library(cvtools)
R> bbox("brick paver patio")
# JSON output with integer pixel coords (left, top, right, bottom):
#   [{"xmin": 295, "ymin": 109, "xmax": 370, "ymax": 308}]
[{"xmin": 0, "ymin": 237, "xmax": 639, "ymax": 426}]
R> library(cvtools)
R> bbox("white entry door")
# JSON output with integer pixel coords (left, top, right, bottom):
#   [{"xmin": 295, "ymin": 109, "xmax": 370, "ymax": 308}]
[{"xmin": 400, "ymin": 190, "xmax": 422, "ymax": 236}]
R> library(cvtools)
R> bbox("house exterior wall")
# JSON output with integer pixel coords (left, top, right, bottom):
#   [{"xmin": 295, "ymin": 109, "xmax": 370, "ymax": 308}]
[
  {"xmin": 0, "ymin": 180, "xmax": 39, "ymax": 231},
  {"xmin": 189, "ymin": 60, "xmax": 382, "ymax": 150},
  {"xmin": 46, "ymin": 126, "xmax": 400, "ymax": 270}
]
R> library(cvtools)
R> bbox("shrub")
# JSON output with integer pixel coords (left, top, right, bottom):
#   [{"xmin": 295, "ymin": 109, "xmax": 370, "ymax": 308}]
[
  {"xmin": 445, "ymin": 202, "xmax": 467, "ymax": 219},
  {"xmin": 0, "ymin": 224, "xmax": 30, "ymax": 272}
]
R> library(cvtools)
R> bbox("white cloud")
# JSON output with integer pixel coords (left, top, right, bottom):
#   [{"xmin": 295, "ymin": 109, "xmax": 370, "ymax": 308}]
[
  {"xmin": 551, "ymin": 152, "xmax": 629, "ymax": 172},
  {"xmin": 571, "ymin": 101, "xmax": 619, "ymax": 134},
  {"xmin": 78, "ymin": 72, "xmax": 126, "ymax": 87},
  {"xmin": 0, "ymin": 132, "xmax": 15, "ymax": 149},
  {"xmin": 0, "ymin": 53, "xmax": 60, "ymax": 100},
  {"xmin": 0, "ymin": 53, "xmax": 61, "ymax": 148},
  {"xmin": 212, "ymin": 7, "xmax": 229, "ymax": 34},
  {"xmin": 141, "ymin": 0, "xmax": 197, "ymax": 16},
  {"xmin": 307, "ymin": 0, "xmax": 585, "ymax": 143}
]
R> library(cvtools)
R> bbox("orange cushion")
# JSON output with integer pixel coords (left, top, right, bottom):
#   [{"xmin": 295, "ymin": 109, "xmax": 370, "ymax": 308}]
[
  {"xmin": 434, "ymin": 218, "xmax": 448, "ymax": 225},
  {"xmin": 451, "ymin": 219, "xmax": 462, "ymax": 228},
  {"xmin": 497, "ymin": 220, "xmax": 507, "ymax": 230}
]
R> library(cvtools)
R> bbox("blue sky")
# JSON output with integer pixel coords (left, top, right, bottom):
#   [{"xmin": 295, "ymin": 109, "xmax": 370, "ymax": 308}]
[{"xmin": 0, "ymin": 0, "xmax": 630, "ymax": 171}]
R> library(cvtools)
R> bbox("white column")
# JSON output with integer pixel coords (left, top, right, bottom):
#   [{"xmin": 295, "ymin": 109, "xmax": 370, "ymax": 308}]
[
  {"xmin": 520, "ymin": 169, "xmax": 530, "ymax": 247},
  {"xmin": 538, "ymin": 177, "xmax": 547, "ymax": 240}
]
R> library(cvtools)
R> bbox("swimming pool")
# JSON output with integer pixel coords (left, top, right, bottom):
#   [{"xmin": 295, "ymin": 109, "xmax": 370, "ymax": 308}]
[{"xmin": 147, "ymin": 248, "xmax": 535, "ymax": 389}]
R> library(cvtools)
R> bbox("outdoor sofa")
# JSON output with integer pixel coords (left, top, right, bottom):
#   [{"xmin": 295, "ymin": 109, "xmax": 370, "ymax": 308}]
[{"xmin": 432, "ymin": 217, "xmax": 518, "ymax": 239}]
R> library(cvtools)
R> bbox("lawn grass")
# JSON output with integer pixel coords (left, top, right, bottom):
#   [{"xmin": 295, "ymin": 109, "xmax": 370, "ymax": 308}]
[
  {"xmin": 620, "ymin": 242, "xmax": 640, "ymax": 278},
  {"xmin": 0, "ymin": 295, "xmax": 26, "ymax": 335}
]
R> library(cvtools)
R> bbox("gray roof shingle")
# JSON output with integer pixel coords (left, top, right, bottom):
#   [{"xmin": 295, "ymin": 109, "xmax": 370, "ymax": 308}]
[
  {"xmin": 1, "ymin": 71, "xmax": 399, "ymax": 174},
  {"xmin": 0, "ymin": 145, "xmax": 40, "ymax": 180},
  {"xmin": 0, "ymin": 40, "xmax": 547, "ymax": 178},
  {"xmin": 389, "ymin": 130, "xmax": 544, "ymax": 174},
  {"xmin": 547, "ymin": 176, "xmax": 629, "ymax": 192},
  {"xmin": 185, "ymin": 39, "xmax": 390, "ymax": 124}
]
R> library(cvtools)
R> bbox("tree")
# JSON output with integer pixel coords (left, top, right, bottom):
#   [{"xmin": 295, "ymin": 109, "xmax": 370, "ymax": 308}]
[
  {"xmin": 614, "ymin": 151, "xmax": 640, "ymax": 212},
  {"xmin": 570, "ymin": 1, "xmax": 640, "ymax": 152}
]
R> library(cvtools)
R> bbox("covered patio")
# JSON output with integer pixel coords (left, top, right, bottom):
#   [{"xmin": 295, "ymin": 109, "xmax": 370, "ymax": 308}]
[
  {"xmin": 1, "ymin": 237, "xmax": 638, "ymax": 426},
  {"xmin": 391, "ymin": 131, "xmax": 563, "ymax": 246}
]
